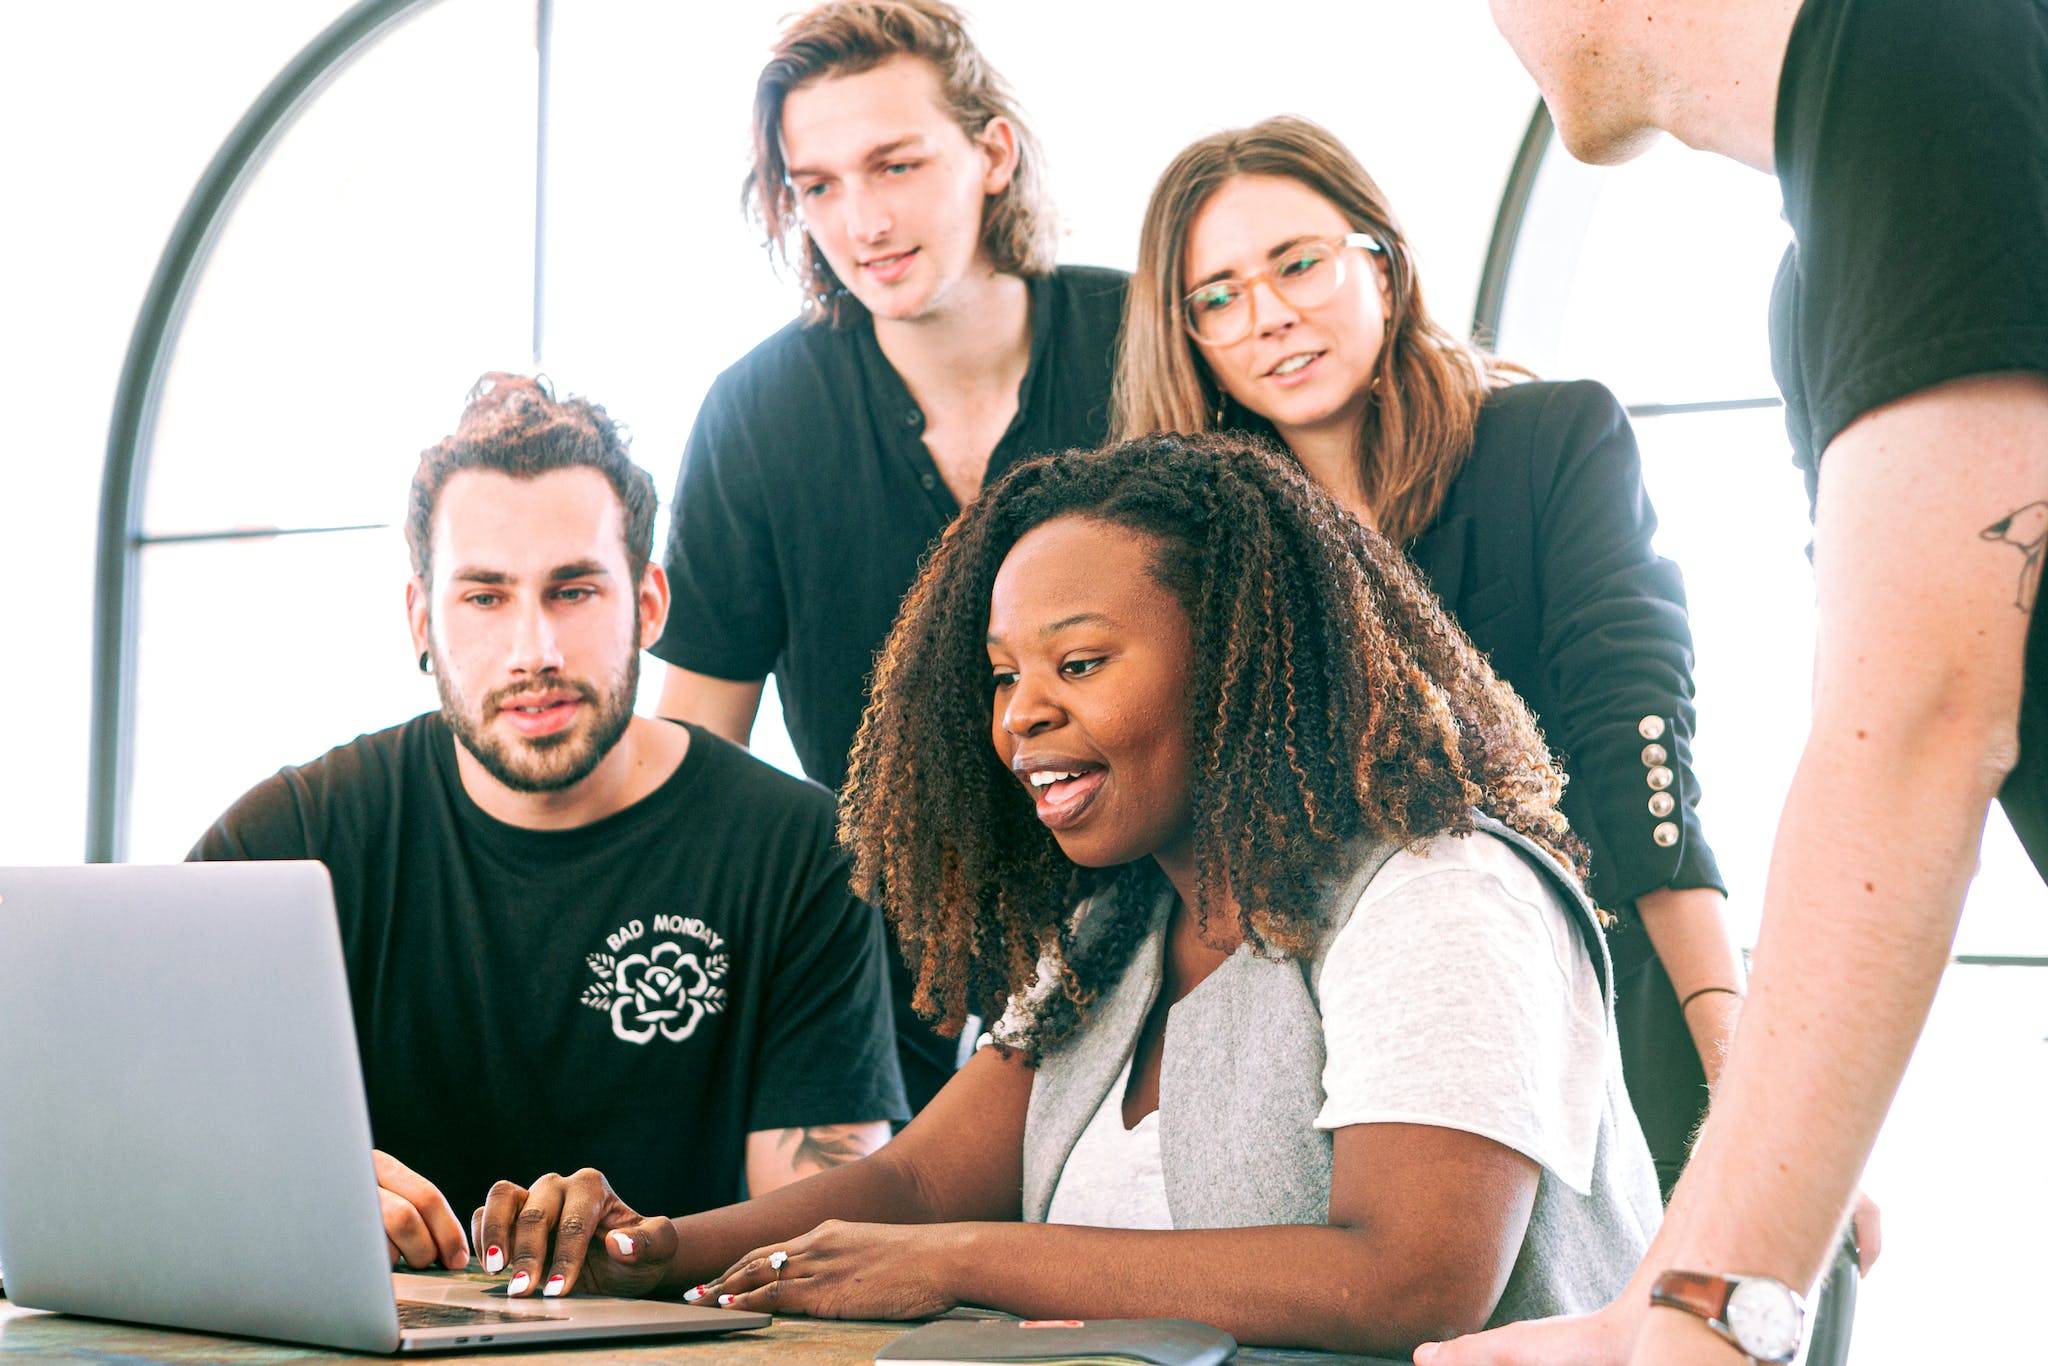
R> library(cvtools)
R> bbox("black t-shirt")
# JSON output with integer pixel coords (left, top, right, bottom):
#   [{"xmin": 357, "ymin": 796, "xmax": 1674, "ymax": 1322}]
[
  {"xmin": 1770, "ymin": 0, "xmax": 2048, "ymax": 876},
  {"xmin": 652, "ymin": 265, "xmax": 1128, "ymax": 794},
  {"xmin": 189, "ymin": 716, "xmax": 908, "ymax": 1220}
]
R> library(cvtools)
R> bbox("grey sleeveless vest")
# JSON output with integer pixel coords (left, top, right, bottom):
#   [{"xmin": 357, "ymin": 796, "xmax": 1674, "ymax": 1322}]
[{"xmin": 1018, "ymin": 815, "xmax": 1664, "ymax": 1327}]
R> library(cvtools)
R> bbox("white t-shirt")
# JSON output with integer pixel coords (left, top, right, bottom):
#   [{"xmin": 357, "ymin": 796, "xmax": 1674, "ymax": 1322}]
[
  {"xmin": 1039, "ymin": 830, "xmax": 1607, "ymax": 1227},
  {"xmin": 1313, "ymin": 830, "xmax": 1606, "ymax": 1195},
  {"xmin": 1044, "ymin": 1054, "xmax": 1173, "ymax": 1229}
]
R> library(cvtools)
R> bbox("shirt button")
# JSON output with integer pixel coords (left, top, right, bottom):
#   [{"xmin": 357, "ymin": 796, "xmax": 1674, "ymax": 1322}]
[
  {"xmin": 920, "ymin": 473, "xmax": 936, "ymax": 490},
  {"xmin": 1641, "ymin": 743, "xmax": 1668, "ymax": 767},
  {"xmin": 904, "ymin": 408, "xmax": 923, "ymax": 429},
  {"xmin": 1646, "ymin": 765, "xmax": 1674, "ymax": 791},
  {"xmin": 1652, "ymin": 821, "xmax": 1680, "ymax": 848},
  {"xmin": 1638, "ymin": 715, "xmax": 1667, "ymax": 741},
  {"xmin": 1648, "ymin": 791, "xmax": 1676, "ymax": 818}
]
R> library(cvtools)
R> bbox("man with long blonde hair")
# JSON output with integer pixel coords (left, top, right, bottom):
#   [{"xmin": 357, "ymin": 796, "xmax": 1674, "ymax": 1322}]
[{"xmin": 647, "ymin": 1, "xmax": 1126, "ymax": 1110}]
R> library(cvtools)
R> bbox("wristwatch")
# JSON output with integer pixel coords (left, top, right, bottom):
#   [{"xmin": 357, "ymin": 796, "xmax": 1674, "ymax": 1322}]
[{"xmin": 1650, "ymin": 1270, "xmax": 1806, "ymax": 1363}]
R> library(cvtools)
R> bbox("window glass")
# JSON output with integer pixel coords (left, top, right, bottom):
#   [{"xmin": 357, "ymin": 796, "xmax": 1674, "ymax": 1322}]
[
  {"xmin": 127, "ymin": 527, "xmax": 428, "ymax": 861},
  {"xmin": 142, "ymin": 0, "xmax": 534, "ymax": 541},
  {"xmin": 126, "ymin": 0, "xmax": 536, "ymax": 858},
  {"xmin": 1495, "ymin": 137, "xmax": 1788, "ymax": 405}
]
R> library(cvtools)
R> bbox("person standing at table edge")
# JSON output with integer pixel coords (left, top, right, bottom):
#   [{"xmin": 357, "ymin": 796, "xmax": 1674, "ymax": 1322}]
[
  {"xmin": 1425, "ymin": 2, "xmax": 2048, "ymax": 1364},
  {"xmin": 191, "ymin": 375, "xmax": 907, "ymax": 1279},
  {"xmin": 650, "ymin": 1, "xmax": 1126, "ymax": 1111}
]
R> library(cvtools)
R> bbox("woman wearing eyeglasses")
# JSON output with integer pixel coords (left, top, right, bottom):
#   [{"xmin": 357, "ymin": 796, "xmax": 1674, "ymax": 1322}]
[{"xmin": 1116, "ymin": 116, "xmax": 1738, "ymax": 1196}]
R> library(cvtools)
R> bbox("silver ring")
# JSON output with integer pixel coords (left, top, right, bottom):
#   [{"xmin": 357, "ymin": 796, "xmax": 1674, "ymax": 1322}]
[{"xmin": 768, "ymin": 1249, "xmax": 788, "ymax": 1277}]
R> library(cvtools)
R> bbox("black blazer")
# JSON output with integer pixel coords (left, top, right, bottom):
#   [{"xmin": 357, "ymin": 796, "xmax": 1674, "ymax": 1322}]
[{"xmin": 1406, "ymin": 379, "xmax": 1724, "ymax": 956}]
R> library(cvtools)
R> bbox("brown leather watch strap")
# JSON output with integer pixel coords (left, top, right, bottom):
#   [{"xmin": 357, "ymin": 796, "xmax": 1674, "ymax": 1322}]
[{"xmin": 1651, "ymin": 1270, "xmax": 1734, "ymax": 1325}]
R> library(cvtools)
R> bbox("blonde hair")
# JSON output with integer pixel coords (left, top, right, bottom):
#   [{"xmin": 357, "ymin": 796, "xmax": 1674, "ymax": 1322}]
[
  {"xmin": 745, "ymin": 0, "xmax": 1057, "ymax": 326},
  {"xmin": 1112, "ymin": 116, "xmax": 1526, "ymax": 545}
]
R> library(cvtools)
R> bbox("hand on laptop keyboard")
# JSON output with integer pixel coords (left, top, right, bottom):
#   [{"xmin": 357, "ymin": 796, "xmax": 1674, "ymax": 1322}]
[
  {"xmin": 377, "ymin": 1149, "xmax": 471, "ymax": 1270},
  {"xmin": 472, "ymin": 1168, "xmax": 676, "ymax": 1300}
]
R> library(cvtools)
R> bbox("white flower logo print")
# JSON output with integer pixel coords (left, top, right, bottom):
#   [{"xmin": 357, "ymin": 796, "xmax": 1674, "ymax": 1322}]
[{"xmin": 582, "ymin": 937, "xmax": 730, "ymax": 1045}]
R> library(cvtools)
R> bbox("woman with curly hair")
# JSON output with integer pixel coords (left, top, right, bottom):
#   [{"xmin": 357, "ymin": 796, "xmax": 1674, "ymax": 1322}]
[{"xmin": 474, "ymin": 432, "xmax": 1661, "ymax": 1355}]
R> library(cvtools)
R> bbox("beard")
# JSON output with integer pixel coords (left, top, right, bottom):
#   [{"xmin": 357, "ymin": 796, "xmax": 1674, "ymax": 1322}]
[{"xmin": 435, "ymin": 648, "xmax": 640, "ymax": 794}]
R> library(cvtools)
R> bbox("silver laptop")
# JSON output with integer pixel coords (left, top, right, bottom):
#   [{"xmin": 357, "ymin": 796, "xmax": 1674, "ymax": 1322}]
[{"xmin": 0, "ymin": 861, "xmax": 771, "ymax": 1353}]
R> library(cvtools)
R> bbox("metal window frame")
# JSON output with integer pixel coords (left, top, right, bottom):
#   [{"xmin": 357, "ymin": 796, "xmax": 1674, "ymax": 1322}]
[
  {"xmin": 1471, "ymin": 99, "xmax": 1553, "ymax": 347},
  {"xmin": 1473, "ymin": 101, "xmax": 1783, "ymax": 419}
]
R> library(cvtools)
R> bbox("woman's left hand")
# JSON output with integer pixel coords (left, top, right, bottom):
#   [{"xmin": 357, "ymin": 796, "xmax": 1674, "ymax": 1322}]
[{"xmin": 693, "ymin": 1219, "xmax": 961, "ymax": 1321}]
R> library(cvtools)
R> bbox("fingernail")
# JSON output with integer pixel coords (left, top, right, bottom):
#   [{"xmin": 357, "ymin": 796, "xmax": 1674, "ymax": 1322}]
[
  {"xmin": 610, "ymin": 1231, "xmax": 635, "ymax": 1256},
  {"xmin": 683, "ymin": 1284, "xmax": 706, "ymax": 1303},
  {"xmin": 543, "ymin": 1274, "xmax": 566, "ymax": 1298},
  {"xmin": 508, "ymin": 1271, "xmax": 531, "ymax": 1296},
  {"xmin": 717, "ymin": 1293, "xmax": 736, "ymax": 1307},
  {"xmin": 1415, "ymin": 1346, "xmax": 1438, "ymax": 1364},
  {"xmin": 486, "ymin": 1246, "xmax": 504, "ymax": 1274}
]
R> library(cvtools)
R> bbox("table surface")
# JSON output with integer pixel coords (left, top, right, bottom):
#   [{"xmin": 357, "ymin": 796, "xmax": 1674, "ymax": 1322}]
[{"xmin": 0, "ymin": 1276, "xmax": 1407, "ymax": 1365}]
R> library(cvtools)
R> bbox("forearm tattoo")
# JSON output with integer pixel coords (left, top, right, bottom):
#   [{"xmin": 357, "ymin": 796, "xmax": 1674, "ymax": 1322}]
[
  {"xmin": 773, "ymin": 1122, "xmax": 883, "ymax": 1178},
  {"xmin": 1979, "ymin": 501, "xmax": 2048, "ymax": 611}
]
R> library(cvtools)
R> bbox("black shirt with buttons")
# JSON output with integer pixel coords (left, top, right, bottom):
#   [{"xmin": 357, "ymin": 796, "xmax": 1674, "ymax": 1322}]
[
  {"xmin": 653, "ymin": 265, "xmax": 1128, "ymax": 795},
  {"xmin": 1398, "ymin": 381, "xmax": 1726, "ymax": 933},
  {"xmin": 652, "ymin": 265, "xmax": 1127, "ymax": 1111}
]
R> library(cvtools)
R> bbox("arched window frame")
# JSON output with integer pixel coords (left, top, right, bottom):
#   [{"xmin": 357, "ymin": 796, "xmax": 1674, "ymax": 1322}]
[{"xmin": 86, "ymin": 0, "xmax": 557, "ymax": 861}]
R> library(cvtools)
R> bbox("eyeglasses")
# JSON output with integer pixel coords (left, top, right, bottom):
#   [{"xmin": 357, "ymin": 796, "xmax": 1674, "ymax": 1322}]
[{"xmin": 1180, "ymin": 232, "xmax": 1385, "ymax": 346}]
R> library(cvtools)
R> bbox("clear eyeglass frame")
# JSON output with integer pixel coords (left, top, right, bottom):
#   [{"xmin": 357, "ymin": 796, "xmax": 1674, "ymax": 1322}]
[{"xmin": 1181, "ymin": 231, "xmax": 1385, "ymax": 346}]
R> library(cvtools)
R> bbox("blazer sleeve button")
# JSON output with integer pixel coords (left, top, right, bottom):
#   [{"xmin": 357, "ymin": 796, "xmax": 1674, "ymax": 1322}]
[
  {"xmin": 1653, "ymin": 821, "xmax": 1680, "ymax": 847},
  {"xmin": 1646, "ymin": 765, "xmax": 1674, "ymax": 791},
  {"xmin": 1638, "ymin": 715, "xmax": 1667, "ymax": 741},
  {"xmin": 1648, "ymin": 791, "xmax": 1676, "ymax": 818},
  {"xmin": 1641, "ymin": 743, "xmax": 1668, "ymax": 767}
]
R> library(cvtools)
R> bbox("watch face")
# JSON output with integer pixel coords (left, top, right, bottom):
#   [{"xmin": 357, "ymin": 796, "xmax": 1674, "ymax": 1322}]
[{"xmin": 1726, "ymin": 1277, "xmax": 1804, "ymax": 1362}]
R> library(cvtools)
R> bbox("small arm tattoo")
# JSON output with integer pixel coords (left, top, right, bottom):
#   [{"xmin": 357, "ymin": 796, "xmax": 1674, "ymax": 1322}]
[
  {"xmin": 1979, "ymin": 500, "xmax": 2048, "ymax": 612},
  {"xmin": 773, "ymin": 1122, "xmax": 886, "ymax": 1179}
]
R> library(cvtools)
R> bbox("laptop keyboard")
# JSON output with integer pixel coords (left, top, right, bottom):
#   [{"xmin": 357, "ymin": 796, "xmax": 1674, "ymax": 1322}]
[{"xmin": 397, "ymin": 1299, "xmax": 564, "ymax": 1328}]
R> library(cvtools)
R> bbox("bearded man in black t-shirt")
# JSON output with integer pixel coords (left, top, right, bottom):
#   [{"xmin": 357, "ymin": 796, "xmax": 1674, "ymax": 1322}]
[
  {"xmin": 1424, "ymin": 4, "xmax": 2048, "ymax": 1366},
  {"xmin": 192, "ymin": 374, "xmax": 907, "ymax": 1291}
]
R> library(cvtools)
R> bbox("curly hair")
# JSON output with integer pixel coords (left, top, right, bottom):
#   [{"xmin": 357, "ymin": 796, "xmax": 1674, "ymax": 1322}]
[
  {"xmin": 839, "ymin": 430, "xmax": 1585, "ymax": 1054},
  {"xmin": 405, "ymin": 372, "xmax": 655, "ymax": 586}
]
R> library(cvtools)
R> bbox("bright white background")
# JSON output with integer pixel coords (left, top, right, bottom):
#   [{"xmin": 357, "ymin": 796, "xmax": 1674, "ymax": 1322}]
[{"xmin": 2, "ymin": 3, "xmax": 2040, "ymax": 1359}]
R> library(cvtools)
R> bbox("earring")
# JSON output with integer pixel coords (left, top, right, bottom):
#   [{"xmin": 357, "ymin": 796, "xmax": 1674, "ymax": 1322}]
[{"xmin": 418, "ymin": 651, "xmax": 433, "ymax": 676}]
